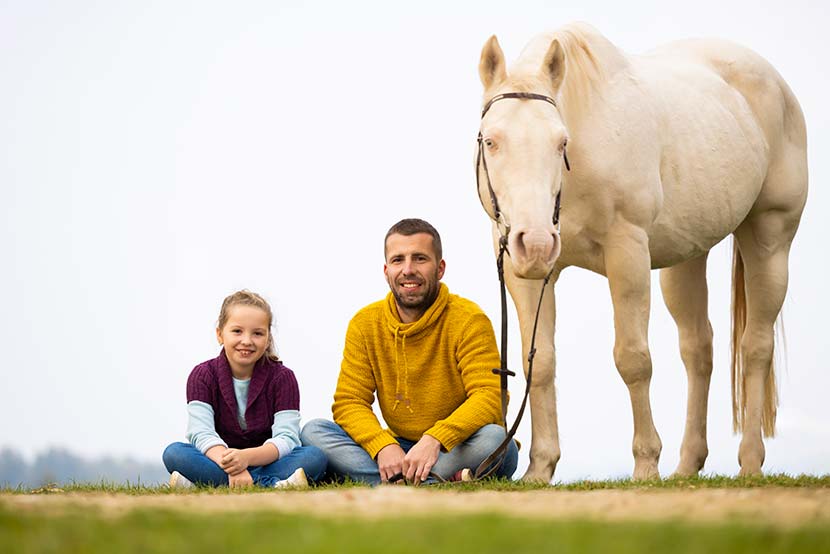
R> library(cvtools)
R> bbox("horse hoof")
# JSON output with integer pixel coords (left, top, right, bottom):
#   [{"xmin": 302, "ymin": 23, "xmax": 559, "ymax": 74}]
[{"xmin": 521, "ymin": 469, "xmax": 553, "ymax": 484}]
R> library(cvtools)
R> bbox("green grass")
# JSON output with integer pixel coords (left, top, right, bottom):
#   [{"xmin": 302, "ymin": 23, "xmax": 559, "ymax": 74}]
[
  {"xmin": 1, "ymin": 506, "xmax": 829, "ymax": 554},
  {"xmin": 4, "ymin": 473, "xmax": 827, "ymax": 494},
  {"xmin": 3, "ymin": 475, "xmax": 829, "ymax": 553}
]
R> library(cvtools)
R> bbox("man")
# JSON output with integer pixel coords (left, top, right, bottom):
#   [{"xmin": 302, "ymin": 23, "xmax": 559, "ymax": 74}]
[{"xmin": 301, "ymin": 218, "xmax": 518, "ymax": 484}]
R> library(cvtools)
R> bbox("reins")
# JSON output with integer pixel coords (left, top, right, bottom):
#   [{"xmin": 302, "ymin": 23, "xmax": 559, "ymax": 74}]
[
  {"xmin": 387, "ymin": 92, "xmax": 569, "ymax": 486},
  {"xmin": 471, "ymin": 91, "xmax": 569, "ymax": 480}
]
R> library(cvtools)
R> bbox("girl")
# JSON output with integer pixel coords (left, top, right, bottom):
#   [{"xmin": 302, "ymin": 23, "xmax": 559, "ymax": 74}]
[{"xmin": 163, "ymin": 290, "xmax": 327, "ymax": 488}]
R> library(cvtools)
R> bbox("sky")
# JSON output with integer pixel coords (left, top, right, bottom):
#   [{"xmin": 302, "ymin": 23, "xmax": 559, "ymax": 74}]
[{"xmin": 1, "ymin": 0, "xmax": 828, "ymax": 483}]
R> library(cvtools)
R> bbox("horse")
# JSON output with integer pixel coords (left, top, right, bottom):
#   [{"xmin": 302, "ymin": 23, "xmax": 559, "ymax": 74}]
[{"xmin": 475, "ymin": 22, "xmax": 807, "ymax": 482}]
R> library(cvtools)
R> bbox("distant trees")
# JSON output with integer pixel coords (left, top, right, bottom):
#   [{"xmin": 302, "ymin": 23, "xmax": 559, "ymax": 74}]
[{"xmin": 0, "ymin": 446, "xmax": 169, "ymax": 488}]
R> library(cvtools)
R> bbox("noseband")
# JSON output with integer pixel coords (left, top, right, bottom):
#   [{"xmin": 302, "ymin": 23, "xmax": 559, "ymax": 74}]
[
  {"xmin": 471, "ymin": 92, "xmax": 571, "ymax": 481},
  {"xmin": 475, "ymin": 92, "xmax": 570, "ymax": 240}
]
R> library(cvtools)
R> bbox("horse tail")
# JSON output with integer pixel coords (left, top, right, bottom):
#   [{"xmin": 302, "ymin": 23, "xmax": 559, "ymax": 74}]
[{"xmin": 730, "ymin": 237, "xmax": 778, "ymax": 437}]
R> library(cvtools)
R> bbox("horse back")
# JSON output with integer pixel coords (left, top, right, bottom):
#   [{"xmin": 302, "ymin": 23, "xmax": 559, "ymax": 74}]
[{"xmin": 612, "ymin": 39, "xmax": 808, "ymax": 266}]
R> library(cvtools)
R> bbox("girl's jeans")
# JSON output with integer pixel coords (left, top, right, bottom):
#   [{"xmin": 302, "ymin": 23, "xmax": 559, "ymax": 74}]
[{"xmin": 162, "ymin": 442, "xmax": 327, "ymax": 487}]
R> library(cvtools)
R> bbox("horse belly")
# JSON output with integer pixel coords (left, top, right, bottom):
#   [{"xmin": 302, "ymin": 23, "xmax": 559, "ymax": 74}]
[{"xmin": 646, "ymin": 77, "xmax": 768, "ymax": 268}]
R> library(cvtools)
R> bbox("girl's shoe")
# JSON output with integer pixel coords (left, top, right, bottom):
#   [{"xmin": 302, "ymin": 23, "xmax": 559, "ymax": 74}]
[
  {"xmin": 274, "ymin": 467, "xmax": 308, "ymax": 489},
  {"xmin": 168, "ymin": 471, "xmax": 193, "ymax": 488}
]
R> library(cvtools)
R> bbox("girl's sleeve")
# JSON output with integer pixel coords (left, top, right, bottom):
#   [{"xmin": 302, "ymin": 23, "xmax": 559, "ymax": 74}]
[
  {"xmin": 186, "ymin": 401, "xmax": 228, "ymax": 453},
  {"xmin": 265, "ymin": 410, "xmax": 301, "ymax": 458},
  {"xmin": 184, "ymin": 365, "xmax": 226, "ymax": 453},
  {"xmin": 263, "ymin": 368, "xmax": 301, "ymax": 457}
]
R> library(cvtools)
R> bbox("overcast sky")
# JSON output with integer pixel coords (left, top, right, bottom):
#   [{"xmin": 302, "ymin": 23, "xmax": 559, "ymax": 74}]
[{"xmin": 2, "ymin": 0, "xmax": 827, "ymax": 483}]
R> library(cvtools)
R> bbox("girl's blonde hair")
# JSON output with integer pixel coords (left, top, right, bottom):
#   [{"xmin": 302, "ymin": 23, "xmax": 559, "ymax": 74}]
[{"xmin": 217, "ymin": 290, "xmax": 280, "ymax": 362}]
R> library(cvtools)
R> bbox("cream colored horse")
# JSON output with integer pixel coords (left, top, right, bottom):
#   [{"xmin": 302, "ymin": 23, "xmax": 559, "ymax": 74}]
[{"xmin": 476, "ymin": 23, "xmax": 807, "ymax": 482}]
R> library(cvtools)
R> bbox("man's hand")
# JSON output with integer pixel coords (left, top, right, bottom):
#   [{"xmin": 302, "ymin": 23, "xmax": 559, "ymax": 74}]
[
  {"xmin": 376, "ymin": 443, "xmax": 406, "ymax": 483},
  {"xmin": 228, "ymin": 469, "xmax": 254, "ymax": 488},
  {"xmin": 403, "ymin": 434, "xmax": 441, "ymax": 485},
  {"xmin": 220, "ymin": 448, "xmax": 250, "ymax": 475}
]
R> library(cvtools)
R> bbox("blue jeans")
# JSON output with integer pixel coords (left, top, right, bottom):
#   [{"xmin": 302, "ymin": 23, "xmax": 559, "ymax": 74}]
[
  {"xmin": 162, "ymin": 442, "xmax": 327, "ymax": 487},
  {"xmin": 300, "ymin": 419, "xmax": 518, "ymax": 485}
]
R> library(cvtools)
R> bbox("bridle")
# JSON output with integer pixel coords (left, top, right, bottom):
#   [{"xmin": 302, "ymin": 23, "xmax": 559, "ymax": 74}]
[
  {"xmin": 476, "ymin": 92, "xmax": 570, "ymax": 239},
  {"xmin": 472, "ymin": 91, "xmax": 571, "ymax": 480},
  {"xmin": 389, "ymin": 92, "xmax": 572, "ymax": 485}
]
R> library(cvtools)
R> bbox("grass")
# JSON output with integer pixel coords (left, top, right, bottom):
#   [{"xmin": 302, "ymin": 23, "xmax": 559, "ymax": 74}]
[
  {"xmin": 3, "ymin": 472, "xmax": 828, "ymax": 494},
  {"xmin": 3, "ymin": 474, "xmax": 829, "ymax": 553},
  {"xmin": 2, "ymin": 506, "xmax": 829, "ymax": 554}
]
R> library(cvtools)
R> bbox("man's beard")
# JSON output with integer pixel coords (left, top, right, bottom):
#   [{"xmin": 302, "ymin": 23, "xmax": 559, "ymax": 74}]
[{"xmin": 390, "ymin": 273, "xmax": 440, "ymax": 314}]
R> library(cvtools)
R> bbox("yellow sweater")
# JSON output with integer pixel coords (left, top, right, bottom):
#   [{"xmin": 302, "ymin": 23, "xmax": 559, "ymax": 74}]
[{"xmin": 332, "ymin": 283, "xmax": 503, "ymax": 458}]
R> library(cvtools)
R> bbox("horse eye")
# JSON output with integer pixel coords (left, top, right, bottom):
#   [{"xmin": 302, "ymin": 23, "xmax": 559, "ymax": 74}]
[{"xmin": 484, "ymin": 138, "xmax": 496, "ymax": 149}]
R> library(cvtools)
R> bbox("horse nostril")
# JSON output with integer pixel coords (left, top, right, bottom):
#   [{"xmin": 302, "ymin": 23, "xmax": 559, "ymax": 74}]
[{"xmin": 512, "ymin": 231, "xmax": 527, "ymax": 258}]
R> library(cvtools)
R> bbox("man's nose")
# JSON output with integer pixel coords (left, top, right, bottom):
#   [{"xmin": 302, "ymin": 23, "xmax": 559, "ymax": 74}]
[{"xmin": 402, "ymin": 258, "xmax": 415, "ymax": 275}]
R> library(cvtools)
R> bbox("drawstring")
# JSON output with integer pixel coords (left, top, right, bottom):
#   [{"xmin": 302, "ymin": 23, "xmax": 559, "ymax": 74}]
[
  {"xmin": 401, "ymin": 335, "xmax": 413, "ymax": 413},
  {"xmin": 391, "ymin": 329, "xmax": 414, "ymax": 413},
  {"xmin": 393, "ymin": 331, "xmax": 401, "ymax": 411}
]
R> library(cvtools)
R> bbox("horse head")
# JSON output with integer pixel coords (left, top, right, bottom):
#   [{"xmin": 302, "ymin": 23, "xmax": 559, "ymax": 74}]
[{"xmin": 477, "ymin": 35, "xmax": 569, "ymax": 280}]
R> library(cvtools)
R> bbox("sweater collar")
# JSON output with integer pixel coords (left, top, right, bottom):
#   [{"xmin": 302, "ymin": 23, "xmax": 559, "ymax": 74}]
[
  {"xmin": 384, "ymin": 282, "xmax": 450, "ymax": 338},
  {"xmin": 215, "ymin": 349, "xmax": 270, "ymax": 421}
]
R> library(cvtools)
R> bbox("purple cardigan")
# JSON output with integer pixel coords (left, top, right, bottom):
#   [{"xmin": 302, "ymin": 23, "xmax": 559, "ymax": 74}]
[{"xmin": 186, "ymin": 350, "xmax": 300, "ymax": 449}]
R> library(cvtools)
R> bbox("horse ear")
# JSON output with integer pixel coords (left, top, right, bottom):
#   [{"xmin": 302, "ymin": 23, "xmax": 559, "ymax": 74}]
[
  {"xmin": 479, "ymin": 35, "xmax": 506, "ymax": 90},
  {"xmin": 542, "ymin": 39, "xmax": 566, "ymax": 93}
]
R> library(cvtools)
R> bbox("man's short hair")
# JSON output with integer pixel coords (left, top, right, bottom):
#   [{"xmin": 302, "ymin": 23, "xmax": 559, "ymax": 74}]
[{"xmin": 384, "ymin": 218, "xmax": 443, "ymax": 261}]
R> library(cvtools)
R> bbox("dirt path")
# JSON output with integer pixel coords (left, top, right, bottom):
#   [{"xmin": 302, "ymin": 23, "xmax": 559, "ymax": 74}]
[{"xmin": 5, "ymin": 487, "xmax": 830, "ymax": 528}]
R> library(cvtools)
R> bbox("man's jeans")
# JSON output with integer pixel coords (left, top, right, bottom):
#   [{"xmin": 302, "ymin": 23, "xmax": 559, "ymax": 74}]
[
  {"xmin": 162, "ymin": 442, "xmax": 327, "ymax": 487},
  {"xmin": 300, "ymin": 419, "xmax": 518, "ymax": 485}
]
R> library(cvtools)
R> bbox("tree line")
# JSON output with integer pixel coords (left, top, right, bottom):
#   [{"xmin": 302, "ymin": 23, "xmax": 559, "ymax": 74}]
[{"xmin": 0, "ymin": 446, "xmax": 169, "ymax": 488}]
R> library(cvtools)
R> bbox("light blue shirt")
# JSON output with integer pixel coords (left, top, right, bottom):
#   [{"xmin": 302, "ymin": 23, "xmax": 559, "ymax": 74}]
[{"xmin": 185, "ymin": 376, "xmax": 302, "ymax": 458}]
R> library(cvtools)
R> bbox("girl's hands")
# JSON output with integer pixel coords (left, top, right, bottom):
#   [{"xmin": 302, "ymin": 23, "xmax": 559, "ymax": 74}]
[
  {"xmin": 228, "ymin": 470, "xmax": 254, "ymax": 488},
  {"xmin": 220, "ymin": 448, "xmax": 250, "ymax": 475}
]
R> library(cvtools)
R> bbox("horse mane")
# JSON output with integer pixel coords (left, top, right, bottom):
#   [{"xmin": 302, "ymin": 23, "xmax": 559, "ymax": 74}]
[{"xmin": 508, "ymin": 22, "xmax": 629, "ymax": 123}]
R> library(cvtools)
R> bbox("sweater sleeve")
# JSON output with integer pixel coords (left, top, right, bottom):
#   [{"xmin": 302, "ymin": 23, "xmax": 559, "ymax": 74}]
[
  {"xmin": 332, "ymin": 318, "xmax": 398, "ymax": 458},
  {"xmin": 186, "ymin": 401, "xmax": 228, "ymax": 453},
  {"xmin": 265, "ymin": 409, "xmax": 301, "ymax": 458},
  {"xmin": 424, "ymin": 312, "xmax": 503, "ymax": 450}
]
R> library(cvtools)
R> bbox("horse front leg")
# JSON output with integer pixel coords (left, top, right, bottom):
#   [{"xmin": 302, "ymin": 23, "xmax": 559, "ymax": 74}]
[
  {"xmin": 604, "ymin": 226, "xmax": 662, "ymax": 480},
  {"xmin": 503, "ymin": 257, "xmax": 559, "ymax": 483}
]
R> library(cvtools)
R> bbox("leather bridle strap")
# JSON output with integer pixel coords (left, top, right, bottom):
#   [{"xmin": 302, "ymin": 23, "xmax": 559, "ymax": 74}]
[
  {"xmin": 472, "ymin": 91, "xmax": 569, "ymax": 480},
  {"xmin": 481, "ymin": 92, "xmax": 558, "ymax": 117},
  {"xmin": 476, "ymin": 93, "xmax": 569, "ymax": 234}
]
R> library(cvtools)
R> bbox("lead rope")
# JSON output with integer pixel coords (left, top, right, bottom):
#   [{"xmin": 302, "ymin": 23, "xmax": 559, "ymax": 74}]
[
  {"xmin": 472, "ymin": 259, "xmax": 554, "ymax": 480},
  {"xmin": 385, "ymin": 92, "xmax": 566, "ymax": 486},
  {"xmin": 469, "ymin": 91, "xmax": 568, "ymax": 482}
]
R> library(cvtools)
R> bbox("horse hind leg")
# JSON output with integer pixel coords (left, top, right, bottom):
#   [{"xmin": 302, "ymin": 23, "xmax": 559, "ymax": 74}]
[
  {"xmin": 659, "ymin": 254, "xmax": 714, "ymax": 476},
  {"xmin": 732, "ymin": 211, "xmax": 799, "ymax": 475}
]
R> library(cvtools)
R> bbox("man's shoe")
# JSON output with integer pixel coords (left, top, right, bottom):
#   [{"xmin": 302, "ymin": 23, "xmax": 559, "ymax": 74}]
[
  {"xmin": 274, "ymin": 467, "xmax": 309, "ymax": 489},
  {"xmin": 451, "ymin": 468, "xmax": 473, "ymax": 482},
  {"xmin": 168, "ymin": 471, "xmax": 193, "ymax": 488}
]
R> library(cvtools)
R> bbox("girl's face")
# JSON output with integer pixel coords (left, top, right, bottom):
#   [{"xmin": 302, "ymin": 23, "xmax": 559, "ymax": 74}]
[{"xmin": 216, "ymin": 305, "xmax": 270, "ymax": 378}]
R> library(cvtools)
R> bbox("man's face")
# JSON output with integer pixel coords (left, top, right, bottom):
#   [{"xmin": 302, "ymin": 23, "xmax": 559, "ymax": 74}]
[{"xmin": 383, "ymin": 232, "xmax": 446, "ymax": 322}]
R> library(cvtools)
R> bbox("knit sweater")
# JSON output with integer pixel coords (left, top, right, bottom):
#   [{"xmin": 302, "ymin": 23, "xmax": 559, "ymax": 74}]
[
  {"xmin": 186, "ymin": 350, "xmax": 300, "ymax": 450},
  {"xmin": 332, "ymin": 282, "xmax": 502, "ymax": 458}
]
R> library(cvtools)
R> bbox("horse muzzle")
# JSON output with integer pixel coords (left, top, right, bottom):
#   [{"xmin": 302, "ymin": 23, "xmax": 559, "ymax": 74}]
[{"xmin": 507, "ymin": 226, "xmax": 561, "ymax": 279}]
